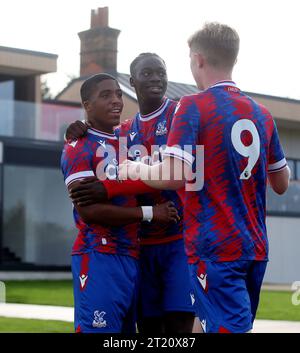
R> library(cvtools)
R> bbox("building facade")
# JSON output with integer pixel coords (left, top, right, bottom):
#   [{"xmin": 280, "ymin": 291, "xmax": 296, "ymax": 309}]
[{"xmin": 0, "ymin": 46, "xmax": 81, "ymax": 270}]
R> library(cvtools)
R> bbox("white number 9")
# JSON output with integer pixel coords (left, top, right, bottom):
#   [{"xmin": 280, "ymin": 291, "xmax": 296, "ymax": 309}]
[{"xmin": 231, "ymin": 119, "xmax": 260, "ymax": 180}]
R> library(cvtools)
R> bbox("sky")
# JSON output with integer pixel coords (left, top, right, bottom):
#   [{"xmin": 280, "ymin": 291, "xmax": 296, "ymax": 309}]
[{"xmin": 0, "ymin": 0, "xmax": 299, "ymax": 99}]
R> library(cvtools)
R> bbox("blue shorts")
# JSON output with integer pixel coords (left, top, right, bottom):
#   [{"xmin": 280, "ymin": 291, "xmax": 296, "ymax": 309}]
[
  {"xmin": 72, "ymin": 251, "xmax": 139, "ymax": 333},
  {"xmin": 189, "ymin": 260, "xmax": 267, "ymax": 333},
  {"xmin": 138, "ymin": 239, "xmax": 194, "ymax": 318}
]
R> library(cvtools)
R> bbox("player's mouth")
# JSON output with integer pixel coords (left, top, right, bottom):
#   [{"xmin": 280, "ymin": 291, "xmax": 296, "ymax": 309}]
[
  {"xmin": 148, "ymin": 86, "xmax": 163, "ymax": 94},
  {"xmin": 109, "ymin": 107, "xmax": 122, "ymax": 115}
]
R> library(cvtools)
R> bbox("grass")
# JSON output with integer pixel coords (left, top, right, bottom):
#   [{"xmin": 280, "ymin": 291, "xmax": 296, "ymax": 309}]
[
  {"xmin": 1, "ymin": 280, "xmax": 300, "ymax": 333},
  {"xmin": 4, "ymin": 280, "xmax": 73, "ymax": 307},
  {"xmin": 0, "ymin": 317, "xmax": 73, "ymax": 333},
  {"xmin": 256, "ymin": 290, "xmax": 300, "ymax": 321},
  {"xmin": 1, "ymin": 280, "xmax": 74, "ymax": 333}
]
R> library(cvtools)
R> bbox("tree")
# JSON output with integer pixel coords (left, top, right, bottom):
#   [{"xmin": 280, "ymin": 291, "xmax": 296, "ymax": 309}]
[{"xmin": 41, "ymin": 79, "xmax": 53, "ymax": 100}]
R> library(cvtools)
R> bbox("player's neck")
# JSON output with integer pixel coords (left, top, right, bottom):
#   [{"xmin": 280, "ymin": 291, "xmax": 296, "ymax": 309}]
[
  {"xmin": 138, "ymin": 98, "xmax": 165, "ymax": 116},
  {"xmin": 202, "ymin": 70, "xmax": 233, "ymax": 90},
  {"xmin": 88, "ymin": 121, "xmax": 114, "ymax": 135}
]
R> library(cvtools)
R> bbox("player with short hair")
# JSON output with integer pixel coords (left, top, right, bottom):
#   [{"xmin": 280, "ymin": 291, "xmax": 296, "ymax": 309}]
[
  {"xmin": 61, "ymin": 73, "xmax": 178, "ymax": 333},
  {"xmin": 66, "ymin": 54, "xmax": 195, "ymax": 334},
  {"xmin": 119, "ymin": 23, "xmax": 290, "ymax": 333}
]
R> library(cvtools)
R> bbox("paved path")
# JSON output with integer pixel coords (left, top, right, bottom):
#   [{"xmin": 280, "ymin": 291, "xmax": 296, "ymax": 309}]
[
  {"xmin": 1, "ymin": 303, "xmax": 300, "ymax": 333},
  {"xmin": 0, "ymin": 303, "xmax": 73, "ymax": 322},
  {"xmin": 252, "ymin": 319, "xmax": 300, "ymax": 333}
]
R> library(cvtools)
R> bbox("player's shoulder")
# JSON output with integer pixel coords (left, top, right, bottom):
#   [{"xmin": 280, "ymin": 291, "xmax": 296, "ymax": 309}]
[
  {"xmin": 117, "ymin": 118, "xmax": 134, "ymax": 135},
  {"xmin": 241, "ymin": 92, "xmax": 272, "ymax": 116},
  {"xmin": 179, "ymin": 92, "xmax": 203, "ymax": 105},
  {"xmin": 63, "ymin": 136, "xmax": 90, "ymax": 156},
  {"xmin": 257, "ymin": 102, "xmax": 272, "ymax": 119},
  {"xmin": 166, "ymin": 98, "xmax": 178, "ymax": 109},
  {"xmin": 179, "ymin": 93, "xmax": 197, "ymax": 102},
  {"xmin": 174, "ymin": 93, "xmax": 203, "ymax": 114}
]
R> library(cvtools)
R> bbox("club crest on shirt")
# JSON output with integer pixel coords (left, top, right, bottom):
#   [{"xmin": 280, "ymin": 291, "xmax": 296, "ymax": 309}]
[
  {"xmin": 155, "ymin": 120, "xmax": 167, "ymax": 136},
  {"xmin": 92, "ymin": 310, "xmax": 107, "ymax": 328}
]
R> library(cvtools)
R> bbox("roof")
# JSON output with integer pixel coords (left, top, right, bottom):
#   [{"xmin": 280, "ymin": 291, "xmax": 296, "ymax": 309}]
[
  {"xmin": 55, "ymin": 72, "xmax": 199, "ymax": 102},
  {"xmin": 0, "ymin": 45, "xmax": 58, "ymax": 59},
  {"xmin": 0, "ymin": 45, "xmax": 57, "ymax": 76},
  {"xmin": 117, "ymin": 73, "xmax": 199, "ymax": 100},
  {"xmin": 58, "ymin": 72, "xmax": 300, "ymax": 104},
  {"xmin": 55, "ymin": 72, "xmax": 300, "ymax": 126}
]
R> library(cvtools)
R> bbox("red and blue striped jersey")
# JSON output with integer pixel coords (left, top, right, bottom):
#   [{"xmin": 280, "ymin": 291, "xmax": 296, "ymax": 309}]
[
  {"xmin": 120, "ymin": 98, "xmax": 184, "ymax": 245},
  {"xmin": 164, "ymin": 81, "xmax": 287, "ymax": 263},
  {"xmin": 61, "ymin": 127, "xmax": 139, "ymax": 259}
]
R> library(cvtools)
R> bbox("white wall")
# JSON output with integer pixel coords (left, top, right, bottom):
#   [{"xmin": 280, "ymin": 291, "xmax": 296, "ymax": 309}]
[
  {"xmin": 264, "ymin": 216, "xmax": 300, "ymax": 284},
  {"xmin": 278, "ymin": 126, "xmax": 300, "ymax": 160}
]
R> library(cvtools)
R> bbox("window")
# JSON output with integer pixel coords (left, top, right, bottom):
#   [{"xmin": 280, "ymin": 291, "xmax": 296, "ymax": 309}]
[
  {"xmin": 0, "ymin": 80, "xmax": 14, "ymax": 100},
  {"xmin": 267, "ymin": 158, "xmax": 300, "ymax": 216},
  {"xmin": 2, "ymin": 165, "xmax": 75, "ymax": 266},
  {"xmin": 296, "ymin": 160, "xmax": 300, "ymax": 181}
]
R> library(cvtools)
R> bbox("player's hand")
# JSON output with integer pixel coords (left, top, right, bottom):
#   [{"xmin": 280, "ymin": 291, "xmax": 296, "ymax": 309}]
[
  {"xmin": 69, "ymin": 176, "xmax": 108, "ymax": 206},
  {"xmin": 65, "ymin": 120, "xmax": 88, "ymax": 142},
  {"xmin": 118, "ymin": 159, "xmax": 143, "ymax": 180},
  {"xmin": 153, "ymin": 201, "xmax": 179, "ymax": 224}
]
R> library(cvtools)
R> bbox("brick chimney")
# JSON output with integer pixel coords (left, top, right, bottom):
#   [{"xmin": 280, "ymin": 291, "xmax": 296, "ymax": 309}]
[{"xmin": 78, "ymin": 7, "xmax": 120, "ymax": 77}]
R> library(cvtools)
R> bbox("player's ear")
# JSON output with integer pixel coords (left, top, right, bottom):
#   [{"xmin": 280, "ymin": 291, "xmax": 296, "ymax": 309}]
[
  {"xmin": 197, "ymin": 53, "xmax": 205, "ymax": 68},
  {"xmin": 83, "ymin": 100, "xmax": 91, "ymax": 112},
  {"xmin": 129, "ymin": 76, "xmax": 135, "ymax": 88}
]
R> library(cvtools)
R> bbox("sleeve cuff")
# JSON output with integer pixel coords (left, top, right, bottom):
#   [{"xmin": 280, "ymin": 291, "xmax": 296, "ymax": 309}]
[
  {"xmin": 163, "ymin": 146, "xmax": 194, "ymax": 166},
  {"xmin": 65, "ymin": 170, "xmax": 95, "ymax": 186},
  {"xmin": 268, "ymin": 158, "xmax": 287, "ymax": 173}
]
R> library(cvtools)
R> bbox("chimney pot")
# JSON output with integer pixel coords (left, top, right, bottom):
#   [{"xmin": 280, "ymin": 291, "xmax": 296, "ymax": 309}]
[
  {"xmin": 91, "ymin": 7, "xmax": 109, "ymax": 28},
  {"xmin": 78, "ymin": 7, "xmax": 120, "ymax": 76}
]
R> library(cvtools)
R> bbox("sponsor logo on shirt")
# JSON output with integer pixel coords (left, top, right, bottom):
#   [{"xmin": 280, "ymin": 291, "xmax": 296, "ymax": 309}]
[
  {"xmin": 190, "ymin": 293, "xmax": 195, "ymax": 306},
  {"xmin": 197, "ymin": 273, "xmax": 207, "ymax": 291},
  {"xmin": 69, "ymin": 140, "xmax": 78, "ymax": 148},
  {"xmin": 129, "ymin": 132, "xmax": 137, "ymax": 141},
  {"xmin": 200, "ymin": 319, "xmax": 207, "ymax": 333},
  {"xmin": 98, "ymin": 139, "xmax": 106, "ymax": 148},
  {"xmin": 79, "ymin": 274, "xmax": 88, "ymax": 289}
]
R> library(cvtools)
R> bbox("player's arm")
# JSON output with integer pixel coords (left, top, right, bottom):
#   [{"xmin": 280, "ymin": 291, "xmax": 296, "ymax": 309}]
[
  {"xmin": 268, "ymin": 166, "xmax": 290, "ymax": 195},
  {"xmin": 267, "ymin": 118, "xmax": 290, "ymax": 195},
  {"xmin": 119, "ymin": 157, "xmax": 186, "ymax": 190},
  {"xmin": 69, "ymin": 164, "xmax": 185, "ymax": 206},
  {"xmin": 68, "ymin": 181, "xmax": 178, "ymax": 226},
  {"xmin": 119, "ymin": 96, "xmax": 198, "ymax": 190},
  {"xmin": 61, "ymin": 141, "xmax": 176, "ymax": 225},
  {"xmin": 69, "ymin": 177, "xmax": 158, "ymax": 206}
]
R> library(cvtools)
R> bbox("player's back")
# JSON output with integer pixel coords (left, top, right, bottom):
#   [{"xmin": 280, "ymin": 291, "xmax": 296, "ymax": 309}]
[{"xmin": 173, "ymin": 82, "xmax": 286, "ymax": 263}]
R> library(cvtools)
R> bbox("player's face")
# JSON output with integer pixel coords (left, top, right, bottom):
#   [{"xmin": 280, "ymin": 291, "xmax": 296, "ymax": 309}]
[
  {"xmin": 84, "ymin": 79, "xmax": 123, "ymax": 133},
  {"xmin": 131, "ymin": 56, "xmax": 168, "ymax": 102}
]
